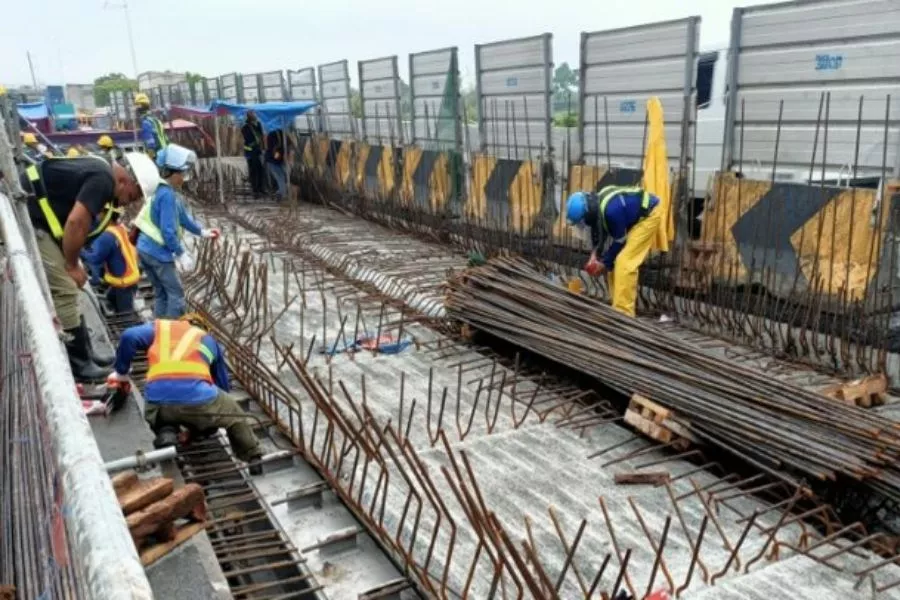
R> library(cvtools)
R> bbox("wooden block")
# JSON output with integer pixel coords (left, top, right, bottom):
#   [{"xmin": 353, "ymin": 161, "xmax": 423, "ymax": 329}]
[
  {"xmin": 111, "ymin": 471, "xmax": 138, "ymax": 495},
  {"xmin": 820, "ymin": 373, "xmax": 887, "ymax": 408},
  {"xmin": 139, "ymin": 522, "xmax": 207, "ymax": 567},
  {"xmin": 127, "ymin": 484, "xmax": 207, "ymax": 548},
  {"xmin": 625, "ymin": 394, "xmax": 692, "ymax": 449},
  {"xmin": 615, "ymin": 471, "xmax": 671, "ymax": 486},
  {"xmin": 119, "ymin": 478, "xmax": 175, "ymax": 516}
]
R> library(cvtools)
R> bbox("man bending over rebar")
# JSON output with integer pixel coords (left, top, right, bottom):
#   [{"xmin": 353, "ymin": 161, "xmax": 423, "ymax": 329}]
[
  {"xmin": 107, "ymin": 312, "xmax": 264, "ymax": 474},
  {"xmin": 565, "ymin": 185, "xmax": 662, "ymax": 317}
]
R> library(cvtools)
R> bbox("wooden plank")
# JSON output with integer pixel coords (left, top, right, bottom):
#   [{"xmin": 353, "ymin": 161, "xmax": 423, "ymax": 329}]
[
  {"xmin": 139, "ymin": 522, "xmax": 207, "ymax": 567},
  {"xmin": 119, "ymin": 478, "xmax": 175, "ymax": 515},
  {"xmin": 111, "ymin": 471, "xmax": 138, "ymax": 495},
  {"xmin": 127, "ymin": 484, "xmax": 207, "ymax": 548},
  {"xmin": 614, "ymin": 471, "xmax": 671, "ymax": 486}
]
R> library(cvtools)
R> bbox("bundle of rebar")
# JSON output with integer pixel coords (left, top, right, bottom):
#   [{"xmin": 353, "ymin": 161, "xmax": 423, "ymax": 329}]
[{"xmin": 445, "ymin": 257, "xmax": 900, "ymax": 500}]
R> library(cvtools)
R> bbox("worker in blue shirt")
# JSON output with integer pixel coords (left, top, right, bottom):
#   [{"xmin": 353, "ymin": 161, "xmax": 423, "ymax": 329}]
[
  {"xmin": 134, "ymin": 93, "xmax": 168, "ymax": 159},
  {"xmin": 107, "ymin": 313, "xmax": 262, "ymax": 468},
  {"xmin": 80, "ymin": 213, "xmax": 141, "ymax": 314},
  {"xmin": 566, "ymin": 185, "xmax": 662, "ymax": 317},
  {"xmin": 134, "ymin": 144, "xmax": 220, "ymax": 318}
]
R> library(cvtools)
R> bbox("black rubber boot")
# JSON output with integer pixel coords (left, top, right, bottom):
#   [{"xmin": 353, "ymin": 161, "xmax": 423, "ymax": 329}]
[
  {"xmin": 81, "ymin": 317, "xmax": 114, "ymax": 367},
  {"xmin": 153, "ymin": 426, "xmax": 179, "ymax": 449},
  {"xmin": 65, "ymin": 322, "xmax": 111, "ymax": 383}
]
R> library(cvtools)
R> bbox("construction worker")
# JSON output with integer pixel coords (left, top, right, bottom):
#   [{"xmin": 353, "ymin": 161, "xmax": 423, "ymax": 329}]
[
  {"xmin": 107, "ymin": 313, "xmax": 263, "ymax": 470},
  {"xmin": 134, "ymin": 93, "xmax": 168, "ymax": 159},
  {"xmin": 241, "ymin": 110, "xmax": 266, "ymax": 198},
  {"xmin": 265, "ymin": 126, "xmax": 288, "ymax": 201},
  {"xmin": 134, "ymin": 144, "xmax": 220, "ymax": 318},
  {"xmin": 566, "ymin": 185, "xmax": 662, "ymax": 317},
  {"xmin": 66, "ymin": 146, "xmax": 81, "ymax": 157},
  {"xmin": 21, "ymin": 131, "xmax": 51, "ymax": 162},
  {"xmin": 97, "ymin": 134, "xmax": 122, "ymax": 162},
  {"xmin": 80, "ymin": 211, "xmax": 140, "ymax": 314},
  {"xmin": 21, "ymin": 153, "xmax": 161, "ymax": 381}
]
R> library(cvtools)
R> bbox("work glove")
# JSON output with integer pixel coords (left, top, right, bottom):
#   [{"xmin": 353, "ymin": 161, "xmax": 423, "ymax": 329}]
[
  {"xmin": 585, "ymin": 254, "xmax": 605, "ymax": 278},
  {"xmin": 106, "ymin": 372, "xmax": 132, "ymax": 394},
  {"xmin": 200, "ymin": 228, "xmax": 221, "ymax": 240},
  {"xmin": 175, "ymin": 252, "xmax": 195, "ymax": 273}
]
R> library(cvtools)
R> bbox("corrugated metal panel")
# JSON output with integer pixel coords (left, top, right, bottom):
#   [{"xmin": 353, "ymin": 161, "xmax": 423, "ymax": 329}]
[
  {"xmin": 258, "ymin": 70, "xmax": 285, "ymax": 102},
  {"xmin": 359, "ymin": 56, "xmax": 402, "ymax": 145},
  {"xmin": 220, "ymin": 73, "xmax": 239, "ymax": 103},
  {"xmin": 410, "ymin": 46, "xmax": 460, "ymax": 150},
  {"xmin": 579, "ymin": 17, "xmax": 699, "ymax": 168},
  {"xmin": 176, "ymin": 81, "xmax": 193, "ymax": 105},
  {"xmin": 159, "ymin": 85, "xmax": 171, "ymax": 107},
  {"xmin": 726, "ymin": 0, "xmax": 900, "ymax": 176},
  {"xmin": 318, "ymin": 60, "xmax": 354, "ymax": 138},
  {"xmin": 475, "ymin": 33, "xmax": 552, "ymax": 159}
]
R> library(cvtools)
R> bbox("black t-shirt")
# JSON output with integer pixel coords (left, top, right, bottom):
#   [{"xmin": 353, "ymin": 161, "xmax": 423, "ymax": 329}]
[{"xmin": 24, "ymin": 157, "xmax": 116, "ymax": 235}]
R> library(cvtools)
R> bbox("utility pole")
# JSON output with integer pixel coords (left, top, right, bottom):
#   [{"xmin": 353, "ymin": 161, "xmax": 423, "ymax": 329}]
[{"xmin": 26, "ymin": 51, "xmax": 38, "ymax": 90}]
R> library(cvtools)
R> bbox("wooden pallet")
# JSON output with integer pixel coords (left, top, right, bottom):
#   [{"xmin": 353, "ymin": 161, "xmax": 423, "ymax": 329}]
[
  {"xmin": 624, "ymin": 394, "xmax": 693, "ymax": 450},
  {"xmin": 819, "ymin": 373, "xmax": 888, "ymax": 408}
]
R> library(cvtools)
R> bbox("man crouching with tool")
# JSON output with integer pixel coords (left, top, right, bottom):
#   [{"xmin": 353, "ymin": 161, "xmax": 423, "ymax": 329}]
[{"xmin": 106, "ymin": 312, "xmax": 265, "ymax": 475}]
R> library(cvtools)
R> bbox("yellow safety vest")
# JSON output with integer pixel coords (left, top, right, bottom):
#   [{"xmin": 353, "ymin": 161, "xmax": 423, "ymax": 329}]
[
  {"xmin": 146, "ymin": 320, "xmax": 214, "ymax": 383},
  {"xmin": 26, "ymin": 159, "xmax": 116, "ymax": 241},
  {"xmin": 103, "ymin": 224, "xmax": 141, "ymax": 288},
  {"xmin": 597, "ymin": 186, "xmax": 650, "ymax": 233},
  {"xmin": 133, "ymin": 181, "xmax": 183, "ymax": 245},
  {"xmin": 144, "ymin": 115, "xmax": 169, "ymax": 149}
]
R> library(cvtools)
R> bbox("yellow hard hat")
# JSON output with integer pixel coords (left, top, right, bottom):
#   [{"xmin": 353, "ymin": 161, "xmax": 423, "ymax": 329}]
[
  {"xmin": 22, "ymin": 132, "xmax": 37, "ymax": 145},
  {"xmin": 134, "ymin": 93, "xmax": 150, "ymax": 108},
  {"xmin": 98, "ymin": 135, "xmax": 114, "ymax": 149},
  {"xmin": 66, "ymin": 147, "xmax": 80, "ymax": 157}
]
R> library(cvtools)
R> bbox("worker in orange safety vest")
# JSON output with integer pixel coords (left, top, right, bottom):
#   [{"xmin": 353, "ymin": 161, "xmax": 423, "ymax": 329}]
[{"xmin": 81, "ymin": 212, "xmax": 141, "ymax": 314}]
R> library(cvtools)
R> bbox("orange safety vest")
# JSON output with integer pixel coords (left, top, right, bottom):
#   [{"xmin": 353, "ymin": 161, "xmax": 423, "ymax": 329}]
[
  {"xmin": 146, "ymin": 320, "xmax": 214, "ymax": 383},
  {"xmin": 103, "ymin": 224, "xmax": 141, "ymax": 288}
]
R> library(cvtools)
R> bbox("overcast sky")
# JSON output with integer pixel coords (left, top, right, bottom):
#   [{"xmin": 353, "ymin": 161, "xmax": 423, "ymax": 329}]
[{"xmin": 3, "ymin": 0, "xmax": 770, "ymax": 88}]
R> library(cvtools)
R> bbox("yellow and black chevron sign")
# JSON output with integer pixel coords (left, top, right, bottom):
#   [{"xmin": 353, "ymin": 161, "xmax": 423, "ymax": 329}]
[
  {"xmin": 400, "ymin": 147, "xmax": 453, "ymax": 213},
  {"xmin": 700, "ymin": 173, "xmax": 891, "ymax": 301},
  {"xmin": 355, "ymin": 143, "xmax": 398, "ymax": 198},
  {"xmin": 466, "ymin": 154, "xmax": 543, "ymax": 233}
]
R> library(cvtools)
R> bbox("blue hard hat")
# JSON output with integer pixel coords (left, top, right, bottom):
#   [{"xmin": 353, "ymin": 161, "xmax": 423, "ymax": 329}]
[
  {"xmin": 566, "ymin": 192, "xmax": 588, "ymax": 225},
  {"xmin": 156, "ymin": 143, "xmax": 197, "ymax": 172}
]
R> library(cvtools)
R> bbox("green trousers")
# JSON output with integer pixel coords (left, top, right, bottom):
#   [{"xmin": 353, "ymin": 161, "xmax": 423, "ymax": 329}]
[
  {"xmin": 146, "ymin": 390, "xmax": 262, "ymax": 461},
  {"xmin": 35, "ymin": 230, "xmax": 81, "ymax": 330}
]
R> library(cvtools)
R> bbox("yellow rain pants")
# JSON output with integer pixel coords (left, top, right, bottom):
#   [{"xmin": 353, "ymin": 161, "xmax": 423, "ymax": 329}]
[{"xmin": 607, "ymin": 205, "xmax": 663, "ymax": 317}]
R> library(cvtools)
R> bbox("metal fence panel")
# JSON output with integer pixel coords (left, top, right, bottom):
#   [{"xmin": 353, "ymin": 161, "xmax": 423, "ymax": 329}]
[
  {"xmin": 475, "ymin": 33, "xmax": 553, "ymax": 160},
  {"xmin": 220, "ymin": 73, "xmax": 240, "ymax": 103},
  {"xmin": 318, "ymin": 60, "xmax": 354, "ymax": 138},
  {"xmin": 579, "ymin": 17, "xmax": 699, "ymax": 170},
  {"xmin": 409, "ymin": 46, "xmax": 460, "ymax": 151},
  {"xmin": 111, "ymin": 90, "xmax": 135, "ymax": 126},
  {"xmin": 258, "ymin": 70, "xmax": 285, "ymax": 102},
  {"xmin": 359, "ymin": 56, "xmax": 403, "ymax": 145},
  {"xmin": 168, "ymin": 83, "xmax": 183, "ymax": 106},
  {"xmin": 725, "ymin": 0, "xmax": 900, "ymax": 178},
  {"xmin": 288, "ymin": 68, "xmax": 319, "ymax": 131},
  {"xmin": 176, "ymin": 80, "xmax": 194, "ymax": 105},
  {"xmin": 159, "ymin": 84, "xmax": 171, "ymax": 107},
  {"xmin": 205, "ymin": 77, "xmax": 221, "ymax": 103},
  {"xmin": 241, "ymin": 73, "xmax": 261, "ymax": 103}
]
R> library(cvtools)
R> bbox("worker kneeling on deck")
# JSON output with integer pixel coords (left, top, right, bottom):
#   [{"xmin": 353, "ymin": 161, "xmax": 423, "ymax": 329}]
[
  {"xmin": 81, "ymin": 211, "xmax": 140, "ymax": 314},
  {"xmin": 566, "ymin": 186, "xmax": 662, "ymax": 317},
  {"xmin": 108, "ymin": 313, "xmax": 263, "ymax": 471},
  {"xmin": 22, "ymin": 153, "xmax": 160, "ymax": 381}
]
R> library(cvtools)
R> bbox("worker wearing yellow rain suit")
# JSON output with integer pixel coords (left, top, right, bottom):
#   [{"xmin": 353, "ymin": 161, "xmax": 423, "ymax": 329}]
[{"xmin": 565, "ymin": 97, "xmax": 672, "ymax": 317}]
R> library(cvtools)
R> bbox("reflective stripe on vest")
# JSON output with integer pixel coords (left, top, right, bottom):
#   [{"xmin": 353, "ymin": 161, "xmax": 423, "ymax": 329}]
[
  {"xmin": 103, "ymin": 224, "xmax": 141, "ymax": 287},
  {"xmin": 134, "ymin": 181, "xmax": 183, "ymax": 245},
  {"xmin": 26, "ymin": 160, "xmax": 116, "ymax": 241},
  {"xmin": 146, "ymin": 116, "xmax": 169, "ymax": 149},
  {"xmin": 146, "ymin": 320, "xmax": 213, "ymax": 383},
  {"xmin": 597, "ymin": 186, "xmax": 650, "ymax": 233}
]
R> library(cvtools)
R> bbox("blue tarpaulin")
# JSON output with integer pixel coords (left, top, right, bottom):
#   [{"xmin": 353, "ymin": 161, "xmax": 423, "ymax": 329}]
[
  {"xmin": 17, "ymin": 102, "xmax": 50, "ymax": 121},
  {"xmin": 208, "ymin": 100, "xmax": 317, "ymax": 132}
]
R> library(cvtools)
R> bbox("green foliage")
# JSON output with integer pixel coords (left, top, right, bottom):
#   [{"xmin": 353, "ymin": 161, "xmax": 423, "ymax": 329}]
[
  {"xmin": 551, "ymin": 62, "xmax": 579, "ymax": 117},
  {"xmin": 553, "ymin": 112, "xmax": 578, "ymax": 128},
  {"xmin": 461, "ymin": 85, "xmax": 478, "ymax": 123},
  {"xmin": 185, "ymin": 72, "xmax": 204, "ymax": 85},
  {"xmin": 350, "ymin": 87, "xmax": 363, "ymax": 118},
  {"xmin": 93, "ymin": 73, "xmax": 138, "ymax": 107}
]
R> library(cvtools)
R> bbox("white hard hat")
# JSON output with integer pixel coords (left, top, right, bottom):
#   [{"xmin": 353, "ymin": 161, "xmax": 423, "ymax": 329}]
[
  {"xmin": 123, "ymin": 152, "xmax": 162, "ymax": 202},
  {"xmin": 157, "ymin": 143, "xmax": 197, "ymax": 172}
]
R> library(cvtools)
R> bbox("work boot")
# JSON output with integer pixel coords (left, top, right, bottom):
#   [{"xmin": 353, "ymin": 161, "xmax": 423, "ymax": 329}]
[
  {"xmin": 153, "ymin": 426, "xmax": 179, "ymax": 449},
  {"xmin": 81, "ymin": 317, "xmax": 114, "ymax": 367},
  {"xmin": 65, "ymin": 322, "xmax": 111, "ymax": 383}
]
